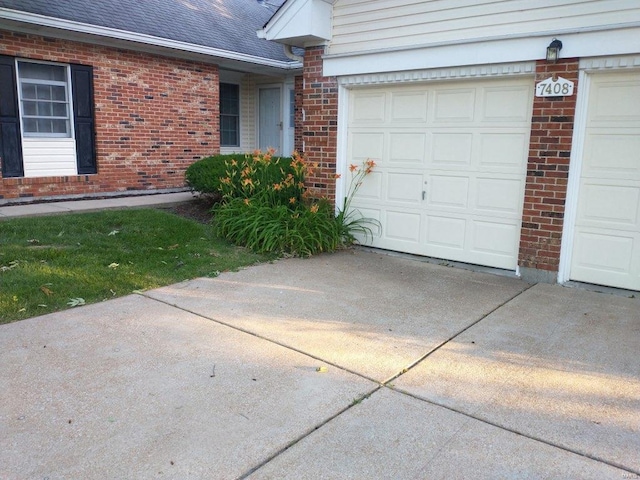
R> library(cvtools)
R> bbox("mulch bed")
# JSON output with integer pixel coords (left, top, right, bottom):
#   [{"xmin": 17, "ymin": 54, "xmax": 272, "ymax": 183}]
[{"xmin": 159, "ymin": 196, "xmax": 217, "ymax": 224}]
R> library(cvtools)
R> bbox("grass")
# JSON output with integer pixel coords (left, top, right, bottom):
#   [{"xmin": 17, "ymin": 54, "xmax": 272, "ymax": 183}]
[{"xmin": 0, "ymin": 208, "xmax": 269, "ymax": 324}]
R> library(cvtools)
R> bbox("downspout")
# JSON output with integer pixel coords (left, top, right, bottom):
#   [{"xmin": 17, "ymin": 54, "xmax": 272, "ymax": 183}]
[{"xmin": 283, "ymin": 44, "xmax": 304, "ymax": 62}]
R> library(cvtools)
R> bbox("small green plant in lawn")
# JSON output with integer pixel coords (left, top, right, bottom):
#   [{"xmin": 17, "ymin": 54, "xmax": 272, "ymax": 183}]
[
  {"xmin": 213, "ymin": 150, "xmax": 379, "ymax": 256},
  {"xmin": 0, "ymin": 209, "xmax": 267, "ymax": 324}
]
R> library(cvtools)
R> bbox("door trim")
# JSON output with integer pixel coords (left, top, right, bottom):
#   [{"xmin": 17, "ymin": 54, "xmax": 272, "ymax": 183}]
[{"xmin": 558, "ymin": 69, "xmax": 590, "ymax": 284}]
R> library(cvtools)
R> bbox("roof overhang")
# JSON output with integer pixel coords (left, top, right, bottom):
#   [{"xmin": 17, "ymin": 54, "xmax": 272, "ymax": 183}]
[
  {"xmin": 0, "ymin": 7, "xmax": 302, "ymax": 75},
  {"xmin": 257, "ymin": 0, "xmax": 333, "ymax": 48}
]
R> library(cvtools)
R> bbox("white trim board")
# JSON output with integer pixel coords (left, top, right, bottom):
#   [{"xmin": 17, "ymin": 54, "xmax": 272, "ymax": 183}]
[{"xmin": 324, "ymin": 27, "xmax": 640, "ymax": 77}]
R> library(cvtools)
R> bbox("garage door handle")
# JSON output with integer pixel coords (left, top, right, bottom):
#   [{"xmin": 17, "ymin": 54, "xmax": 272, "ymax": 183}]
[{"xmin": 422, "ymin": 190, "xmax": 426, "ymax": 200}]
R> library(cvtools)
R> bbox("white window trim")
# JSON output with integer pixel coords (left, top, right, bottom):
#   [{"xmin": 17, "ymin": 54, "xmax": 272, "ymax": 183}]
[
  {"xmin": 220, "ymin": 81, "xmax": 241, "ymax": 149},
  {"xmin": 15, "ymin": 58, "xmax": 75, "ymax": 140}
]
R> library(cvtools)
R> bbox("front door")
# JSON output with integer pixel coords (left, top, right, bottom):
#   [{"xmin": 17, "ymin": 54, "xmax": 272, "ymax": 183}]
[{"xmin": 259, "ymin": 87, "xmax": 281, "ymax": 153}]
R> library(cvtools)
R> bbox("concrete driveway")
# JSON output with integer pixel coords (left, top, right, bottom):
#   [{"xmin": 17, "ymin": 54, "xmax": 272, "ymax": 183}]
[{"xmin": 1, "ymin": 250, "xmax": 638, "ymax": 479}]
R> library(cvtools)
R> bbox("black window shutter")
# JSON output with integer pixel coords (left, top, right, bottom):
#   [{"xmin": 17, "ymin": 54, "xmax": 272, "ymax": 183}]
[
  {"xmin": 70, "ymin": 64, "xmax": 97, "ymax": 174},
  {"xmin": 0, "ymin": 55, "xmax": 24, "ymax": 178}
]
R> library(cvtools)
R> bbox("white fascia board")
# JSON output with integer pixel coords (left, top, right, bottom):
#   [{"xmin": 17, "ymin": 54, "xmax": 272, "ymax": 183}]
[
  {"xmin": 0, "ymin": 7, "xmax": 299, "ymax": 70},
  {"xmin": 258, "ymin": 0, "xmax": 332, "ymax": 47},
  {"xmin": 324, "ymin": 25, "xmax": 640, "ymax": 77}
]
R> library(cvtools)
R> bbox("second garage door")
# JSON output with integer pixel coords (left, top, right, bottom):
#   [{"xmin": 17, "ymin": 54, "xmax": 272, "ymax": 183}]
[
  {"xmin": 569, "ymin": 70, "xmax": 640, "ymax": 291},
  {"xmin": 347, "ymin": 78, "xmax": 534, "ymax": 270}
]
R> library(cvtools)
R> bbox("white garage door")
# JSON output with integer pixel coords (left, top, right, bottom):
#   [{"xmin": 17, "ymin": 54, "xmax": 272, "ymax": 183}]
[
  {"xmin": 570, "ymin": 70, "xmax": 640, "ymax": 291},
  {"xmin": 347, "ymin": 78, "xmax": 533, "ymax": 270}
]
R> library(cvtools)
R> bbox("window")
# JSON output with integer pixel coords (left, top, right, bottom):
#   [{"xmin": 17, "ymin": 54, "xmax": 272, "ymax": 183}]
[
  {"xmin": 1, "ymin": 56, "xmax": 96, "ymax": 178},
  {"xmin": 220, "ymin": 83, "xmax": 239, "ymax": 147},
  {"xmin": 17, "ymin": 61, "xmax": 71, "ymax": 137},
  {"xmin": 289, "ymin": 88, "xmax": 295, "ymax": 129}
]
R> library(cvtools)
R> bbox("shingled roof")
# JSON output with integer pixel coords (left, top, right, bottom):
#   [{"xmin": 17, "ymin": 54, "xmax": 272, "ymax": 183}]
[{"xmin": 0, "ymin": 0, "xmax": 294, "ymax": 65}]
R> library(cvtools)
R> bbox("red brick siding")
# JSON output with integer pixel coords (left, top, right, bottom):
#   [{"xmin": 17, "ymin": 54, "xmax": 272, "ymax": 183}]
[
  {"xmin": 0, "ymin": 30, "xmax": 219, "ymax": 201},
  {"xmin": 302, "ymin": 46, "xmax": 338, "ymax": 202},
  {"xmin": 518, "ymin": 59, "xmax": 579, "ymax": 272}
]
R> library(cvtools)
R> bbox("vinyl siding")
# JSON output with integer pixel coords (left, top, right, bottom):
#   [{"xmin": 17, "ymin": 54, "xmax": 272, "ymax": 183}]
[
  {"xmin": 22, "ymin": 138, "xmax": 77, "ymax": 177},
  {"xmin": 329, "ymin": 0, "xmax": 640, "ymax": 55}
]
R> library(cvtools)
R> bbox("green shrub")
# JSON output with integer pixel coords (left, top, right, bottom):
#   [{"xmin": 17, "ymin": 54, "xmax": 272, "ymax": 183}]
[
  {"xmin": 218, "ymin": 150, "xmax": 299, "ymax": 205},
  {"xmin": 212, "ymin": 151, "xmax": 380, "ymax": 257},
  {"xmin": 214, "ymin": 197, "xmax": 340, "ymax": 256},
  {"xmin": 185, "ymin": 153, "xmax": 294, "ymax": 201}
]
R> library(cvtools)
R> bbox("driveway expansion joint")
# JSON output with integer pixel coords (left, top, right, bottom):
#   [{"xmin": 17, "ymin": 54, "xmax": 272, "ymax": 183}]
[
  {"xmin": 140, "ymin": 293, "xmax": 383, "ymax": 385},
  {"xmin": 235, "ymin": 386, "xmax": 383, "ymax": 480},
  {"xmin": 380, "ymin": 282, "xmax": 537, "ymax": 386},
  {"xmin": 389, "ymin": 386, "xmax": 638, "ymax": 476}
]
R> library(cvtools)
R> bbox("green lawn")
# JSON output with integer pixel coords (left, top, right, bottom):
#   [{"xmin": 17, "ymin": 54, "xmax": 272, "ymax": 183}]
[{"xmin": 0, "ymin": 208, "xmax": 268, "ymax": 324}]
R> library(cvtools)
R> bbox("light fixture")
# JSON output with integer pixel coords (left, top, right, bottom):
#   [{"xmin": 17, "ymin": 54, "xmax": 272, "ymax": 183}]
[{"xmin": 546, "ymin": 39, "xmax": 563, "ymax": 63}]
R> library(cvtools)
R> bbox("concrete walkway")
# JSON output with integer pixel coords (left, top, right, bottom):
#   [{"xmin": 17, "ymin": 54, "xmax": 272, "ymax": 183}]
[
  {"xmin": 1, "ymin": 248, "xmax": 638, "ymax": 479},
  {"xmin": 0, "ymin": 191, "xmax": 194, "ymax": 219}
]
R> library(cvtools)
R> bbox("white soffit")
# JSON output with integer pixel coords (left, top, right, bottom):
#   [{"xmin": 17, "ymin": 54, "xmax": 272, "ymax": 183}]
[
  {"xmin": 324, "ymin": 26, "xmax": 640, "ymax": 78},
  {"xmin": 258, "ymin": 0, "xmax": 332, "ymax": 47}
]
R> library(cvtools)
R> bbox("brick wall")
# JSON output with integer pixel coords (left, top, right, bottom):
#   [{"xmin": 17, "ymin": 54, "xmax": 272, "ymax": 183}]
[
  {"xmin": 302, "ymin": 46, "xmax": 338, "ymax": 201},
  {"xmin": 518, "ymin": 59, "xmax": 579, "ymax": 274},
  {"xmin": 0, "ymin": 30, "xmax": 219, "ymax": 201}
]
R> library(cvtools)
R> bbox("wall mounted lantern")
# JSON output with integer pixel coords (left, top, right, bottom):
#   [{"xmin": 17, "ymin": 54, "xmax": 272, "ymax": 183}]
[{"xmin": 546, "ymin": 39, "xmax": 563, "ymax": 63}]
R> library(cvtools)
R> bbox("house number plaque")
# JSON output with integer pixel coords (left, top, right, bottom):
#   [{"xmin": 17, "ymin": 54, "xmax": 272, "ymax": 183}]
[{"xmin": 535, "ymin": 76, "xmax": 575, "ymax": 97}]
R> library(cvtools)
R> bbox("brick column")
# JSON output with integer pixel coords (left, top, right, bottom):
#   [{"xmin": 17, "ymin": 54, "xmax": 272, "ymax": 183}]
[
  {"xmin": 302, "ymin": 46, "xmax": 338, "ymax": 202},
  {"xmin": 518, "ymin": 58, "xmax": 579, "ymax": 282}
]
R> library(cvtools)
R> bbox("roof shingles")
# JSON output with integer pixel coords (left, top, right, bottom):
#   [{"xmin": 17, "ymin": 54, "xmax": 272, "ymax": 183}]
[{"xmin": 0, "ymin": 0, "xmax": 290, "ymax": 62}]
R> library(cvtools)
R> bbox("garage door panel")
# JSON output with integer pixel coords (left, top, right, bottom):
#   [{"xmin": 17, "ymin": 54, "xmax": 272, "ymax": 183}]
[
  {"xmin": 578, "ymin": 182, "xmax": 639, "ymax": 228},
  {"xmin": 431, "ymin": 133, "xmax": 473, "ymax": 167},
  {"xmin": 389, "ymin": 132, "xmax": 426, "ymax": 164},
  {"xmin": 427, "ymin": 175, "xmax": 469, "ymax": 209},
  {"xmin": 589, "ymin": 80, "xmax": 640, "ymax": 124},
  {"xmin": 425, "ymin": 215, "xmax": 466, "ymax": 249},
  {"xmin": 479, "ymin": 133, "xmax": 529, "ymax": 171},
  {"xmin": 433, "ymin": 88, "xmax": 476, "ymax": 122},
  {"xmin": 582, "ymin": 133, "xmax": 640, "ymax": 178},
  {"xmin": 471, "ymin": 220, "xmax": 519, "ymax": 257},
  {"xmin": 351, "ymin": 92, "xmax": 386, "ymax": 124},
  {"xmin": 475, "ymin": 177, "xmax": 523, "ymax": 216},
  {"xmin": 350, "ymin": 132, "xmax": 384, "ymax": 162},
  {"xmin": 387, "ymin": 172, "xmax": 423, "ymax": 205},
  {"xmin": 573, "ymin": 232, "xmax": 634, "ymax": 274},
  {"xmin": 482, "ymin": 86, "xmax": 532, "ymax": 122},
  {"xmin": 351, "ymin": 206, "xmax": 382, "ymax": 240},
  {"xmin": 390, "ymin": 92, "xmax": 428, "ymax": 123},
  {"xmin": 352, "ymin": 170, "xmax": 383, "ymax": 200},
  {"xmin": 385, "ymin": 210, "xmax": 422, "ymax": 243},
  {"xmin": 570, "ymin": 70, "xmax": 640, "ymax": 290}
]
